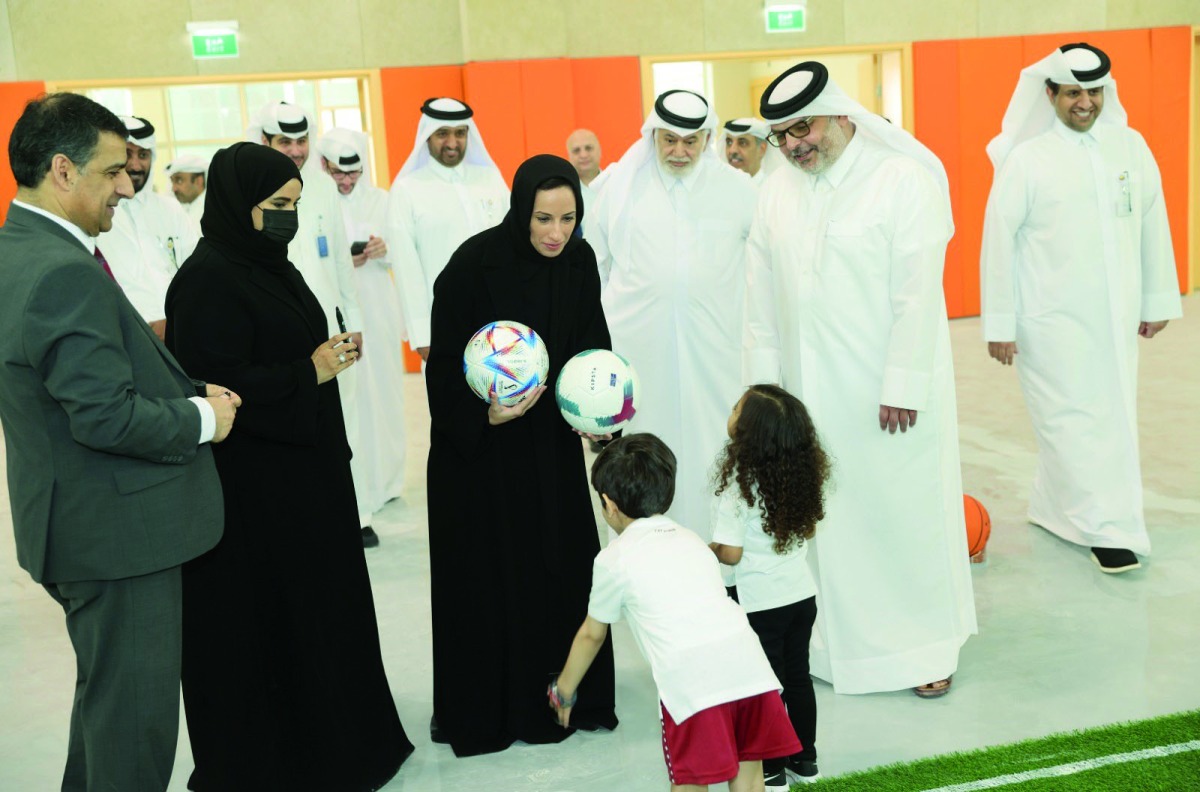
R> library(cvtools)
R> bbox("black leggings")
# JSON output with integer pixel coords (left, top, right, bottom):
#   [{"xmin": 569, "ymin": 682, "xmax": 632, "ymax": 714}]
[{"xmin": 746, "ymin": 596, "xmax": 817, "ymax": 770}]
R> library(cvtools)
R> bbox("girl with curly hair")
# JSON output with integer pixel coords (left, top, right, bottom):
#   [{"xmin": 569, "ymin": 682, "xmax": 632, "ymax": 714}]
[{"xmin": 710, "ymin": 384, "xmax": 830, "ymax": 788}]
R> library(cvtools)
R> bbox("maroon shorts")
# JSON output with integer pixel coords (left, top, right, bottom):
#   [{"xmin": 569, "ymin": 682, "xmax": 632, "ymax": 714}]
[{"xmin": 660, "ymin": 691, "xmax": 802, "ymax": 786}]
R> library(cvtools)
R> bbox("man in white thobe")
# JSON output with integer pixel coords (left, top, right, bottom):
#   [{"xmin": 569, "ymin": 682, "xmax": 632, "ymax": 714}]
[
  {"xmin": 98, "ymin": 116, "xmax": 197, "ymax": 339},
  {"xmin": 746, "ymin": 62, "xmax": 976, "ymax": 696},
  {"xmin": 590, "ymin": 90, "xmax": 756, "ymax": 544},
  {"xmin": 980, "ymin": 43, "xmax": 1182, "ymax": 573},
  {"xmin": 566, "ymin": 128, "xmax": 604, "ymax": 236},
  {"xmin": 316, "ymin": 128, "xmax": 408, "ymax": 528},
  {"xmin": 721, "ymin": 117, "xmax": 770, "ymax": 187},
  {"xmin": 252, "ymin": 102, "xmax": 375, "ymax": 547},
  {"xmin": 387, "ymin": 98, "xmax": 508, "ymax": 361},
  {"xmin": 165, "ymin": 153, "xmax": 207, "ymax": 232}
]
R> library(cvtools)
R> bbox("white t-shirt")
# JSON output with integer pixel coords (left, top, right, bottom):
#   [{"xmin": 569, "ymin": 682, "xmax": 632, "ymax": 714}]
[
  {"xmin": 588, "ymin": 514, "xmax": 780, "ymax": 723},
  {"xmin": 710, "ymin": 484, "xmax": 818, "ymax": 614}
]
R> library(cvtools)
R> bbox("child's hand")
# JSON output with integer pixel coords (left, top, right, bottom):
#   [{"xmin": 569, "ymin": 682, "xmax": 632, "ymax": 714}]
[{"xmin": 547, "ymin": 678, "xmax": 577, "ymax": 728}]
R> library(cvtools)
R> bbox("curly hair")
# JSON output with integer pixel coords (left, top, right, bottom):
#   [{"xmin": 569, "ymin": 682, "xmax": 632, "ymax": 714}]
[{"xmin": 714, "ymin": 384, "xmax": 830, "ymax": 554}]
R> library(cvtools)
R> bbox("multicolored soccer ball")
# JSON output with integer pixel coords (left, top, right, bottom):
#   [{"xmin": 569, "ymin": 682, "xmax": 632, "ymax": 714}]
[
  {"xmin": 463, "ymin": 320, "xmax": 549, "ymax": 406},
  {"xmin": 555, "ymin": 349, "xmax": 639, "ymax": 434}
]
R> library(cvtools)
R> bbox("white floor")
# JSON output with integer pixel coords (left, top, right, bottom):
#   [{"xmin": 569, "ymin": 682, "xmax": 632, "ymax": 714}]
[{"xmin": 1, "ymin": 302, "xmax": 1197, "ymax": 791}]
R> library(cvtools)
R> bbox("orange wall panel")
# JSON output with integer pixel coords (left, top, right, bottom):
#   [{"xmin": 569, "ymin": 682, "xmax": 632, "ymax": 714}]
[
  {"xmin": 1148, "ymin": 26, "xmax": 1191, "ymax": 292},
  {"xmin": 0, "ymin": 82, "xmax": 48, "ymax": 225},
  {"xmin": 463, "ymin": 60, "xmax": 527, "ymax": 185},
  {"xmin": 953, "ymin": 36, "xmax": 1026, "ymax": 318},
  {"xmin": 569, "ymin": 57, "xmax": 645, "ymax": 171},
  {"xmin": 519, "ymin": 59, "xmax": 578, "ymax": 160},
  {"xmin": 913, "ymin": 40, "xmax": 966, "ymax": 316}
]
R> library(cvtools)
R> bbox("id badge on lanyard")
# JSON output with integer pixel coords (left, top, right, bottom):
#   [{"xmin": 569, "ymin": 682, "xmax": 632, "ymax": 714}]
[
  {"xmin": 316, "ymin": 215, "xmax": 329, "ymax": 258},
  {"xmin": 1116, "ymin": 171, "xmax": 1132, "ymax": 217}
]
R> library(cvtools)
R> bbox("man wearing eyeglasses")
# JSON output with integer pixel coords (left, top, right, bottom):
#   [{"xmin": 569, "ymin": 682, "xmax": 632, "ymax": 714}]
[{"xmin": 745, "ymin": 63, "xmax": 976, "ymax": 702}]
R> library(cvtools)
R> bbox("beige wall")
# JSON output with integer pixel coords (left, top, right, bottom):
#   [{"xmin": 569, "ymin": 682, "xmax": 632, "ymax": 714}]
[{"xmin": 3, "ymin": 0, "xmax": 1199, "ymax": 81}]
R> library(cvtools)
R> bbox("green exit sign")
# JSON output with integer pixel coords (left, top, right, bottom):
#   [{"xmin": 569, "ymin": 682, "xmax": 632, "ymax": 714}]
[
  {"xmin": 765, "ymin": 5, "xmax": 807, "ymax": 33},
  {"xmin": 191, "ymin": 32, "xmax": 238, "ymax": 59}
]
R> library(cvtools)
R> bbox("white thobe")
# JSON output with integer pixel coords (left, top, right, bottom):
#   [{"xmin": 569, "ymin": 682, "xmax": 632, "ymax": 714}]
[
  {"xmin": 387, "ymin": 160, "xmax": 509, "ymax": 349},
  {"xmin": 289, "ymin": 172, "xmax": 368, "ymax": 524},
  {"xmin": 98, "ymin": 188, "xmax": 197, "ymax": 322},
  {"xmin": 592, "ymin": 159, "xmax": 755, "ymax": 542},
  {"xmin": 181, "ymin": 190, "xmax": 205, "ymax": 233},
  {"xmin": 335, "ymin": 181, "xmax": 408, "ymax": 516},
  {"xmin": 980, "ymin": 122, "xmax": 1182, "ymax": 555},
  {"xmin": 745, "ymin": 133, "xmax": 976, "ymax": 694}
]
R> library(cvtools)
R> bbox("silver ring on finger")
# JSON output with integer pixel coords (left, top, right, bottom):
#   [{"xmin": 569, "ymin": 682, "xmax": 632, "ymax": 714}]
[{"xmin": 338, "ymin": 353, "xmax": 347, "ymax": 364}]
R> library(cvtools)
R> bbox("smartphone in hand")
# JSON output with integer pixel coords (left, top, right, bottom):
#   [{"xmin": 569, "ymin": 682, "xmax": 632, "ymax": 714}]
[{"xmin": 350, "ymin": 240, "xmax": 368, "ymax": 256}]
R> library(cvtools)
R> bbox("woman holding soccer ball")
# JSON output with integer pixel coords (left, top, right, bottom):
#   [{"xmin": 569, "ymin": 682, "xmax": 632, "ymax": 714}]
[{"xmin": 424, "ymin": 154, "xmax": 619, "ymax": 756}]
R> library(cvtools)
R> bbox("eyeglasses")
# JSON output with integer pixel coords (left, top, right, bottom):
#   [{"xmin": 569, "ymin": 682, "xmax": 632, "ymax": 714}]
[{"xmin": 766, "ymin": 117, "xmax": 815, "ymax": 147}]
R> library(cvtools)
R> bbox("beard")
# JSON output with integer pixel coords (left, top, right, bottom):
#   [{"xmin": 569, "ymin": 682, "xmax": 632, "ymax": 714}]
[
  {"xmin": 786, "ymin": 120, "xmax": 850, "ymax": 176},
  {"xmin": 128, "ymin": 169, "xmax": 148, "ymax": 193}
]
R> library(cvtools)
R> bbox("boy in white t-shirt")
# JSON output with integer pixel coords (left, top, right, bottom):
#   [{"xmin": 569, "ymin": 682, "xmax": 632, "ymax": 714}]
[{"xmin": 548, "ymin": 433, "xmax": 801, "ymax": 792}]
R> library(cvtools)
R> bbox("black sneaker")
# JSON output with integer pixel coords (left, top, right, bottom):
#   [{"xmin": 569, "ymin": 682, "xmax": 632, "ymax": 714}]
[
  {"xmin": 1091, "ymin": 547, "xmax": 1139, "ymax": 573},
  {"xmin": 764, "ymin": 766, "xmax": 789, "ymax": 791},
  {"xmin": 787, "ymin": 758, "xmax": 820, "ymax": 784},
  {"xmin": 361, "ymin": 526, "xmax": 380, "ymax": 548}
]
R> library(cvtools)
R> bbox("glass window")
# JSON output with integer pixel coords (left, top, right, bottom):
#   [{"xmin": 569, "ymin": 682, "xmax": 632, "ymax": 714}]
[
  {"xmin": 320, "ymin": 78, "xmax": 359, "ymax": 107},
  {"xmin": 169, "ymin": 84, "xmax": 243, "ymax": 141},
  {"xmin": 87, "ymin": 88, "xmax": 133, "ymax": 117},
  {"xmin": 245, "ymin": 81, "xmax": 317, "ymax": 121}
]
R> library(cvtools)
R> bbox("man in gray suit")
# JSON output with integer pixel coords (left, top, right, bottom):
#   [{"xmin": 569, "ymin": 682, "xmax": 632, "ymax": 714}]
[{"xmin": 0, "ymin": 93, "xmax": 238, "ymax": 791}]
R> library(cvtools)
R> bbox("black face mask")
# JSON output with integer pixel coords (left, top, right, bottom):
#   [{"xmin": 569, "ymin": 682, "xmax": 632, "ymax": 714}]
[{"xmin": 257, "ymin": 207, "xmax": 299, "ymax": 244}]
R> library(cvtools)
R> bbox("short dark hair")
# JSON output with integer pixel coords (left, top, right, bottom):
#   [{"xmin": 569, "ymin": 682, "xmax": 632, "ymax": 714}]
[
  {"xmin": 590, "ymin": 433, "xmax": 676, "ymax": 518},
  {"xmin": 8, "ymin": 93, "xmax": 127, "ymax": 188},
  {"xmin": 1045, "ymin": 78, "xmax": 1061, "ymax": 95}
]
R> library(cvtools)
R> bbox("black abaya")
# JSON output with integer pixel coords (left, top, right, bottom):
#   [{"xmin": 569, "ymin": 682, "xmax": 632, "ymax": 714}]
[
  {"xmin": 165, "ymin": 143, "xmax": 412, "ymax": 790},
  {"xmin": 425, "ymin": 155, "xmax": 619, "ymax": 757}
]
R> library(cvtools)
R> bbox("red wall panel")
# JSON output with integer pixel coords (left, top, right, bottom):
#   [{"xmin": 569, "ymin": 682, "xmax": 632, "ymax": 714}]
[{"xmin": 463, "ymin": 60, "xmax": 527, "ymax": 185}]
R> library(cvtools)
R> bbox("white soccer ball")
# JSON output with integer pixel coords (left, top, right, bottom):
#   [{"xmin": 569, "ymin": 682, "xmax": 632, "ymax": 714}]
[
  {"xmin": 555, "ymin": 349, "xmax": 640, "ymax": 434},
  {"xmin": 462, "ymin": 320, "xmax": 549, "ymax": 406}
]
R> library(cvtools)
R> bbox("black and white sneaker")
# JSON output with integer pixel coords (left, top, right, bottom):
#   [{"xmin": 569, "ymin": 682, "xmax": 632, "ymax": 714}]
[
  {"xmin": 787, "ymin": 758, "xmax": 821, "ymax": 784},
  {"xmin": 1091, "ymin": 547, "xmax": 1139, "ymax": 573},
  {"xmin": 361, "ymin": 526, "xmax": 380, "ymax": 548},
  {"xmin": 763, "ymin": 766, "xmax": 790, "ymax": 791}
]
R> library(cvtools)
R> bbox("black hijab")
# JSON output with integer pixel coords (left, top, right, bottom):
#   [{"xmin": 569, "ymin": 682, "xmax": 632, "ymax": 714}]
[
  {"xmin": 502, "ymin": 154, "xmax": 585, "ymax": 264},
  {"xmin": 201, "ymin": 142, "xmax": 302, "ymax": 271}
]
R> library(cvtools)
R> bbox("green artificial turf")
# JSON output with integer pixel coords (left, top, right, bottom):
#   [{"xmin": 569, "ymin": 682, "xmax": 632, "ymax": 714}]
[{"xmin": 802, "ymin": 710, "xmax": 1200, "ymax": 791}]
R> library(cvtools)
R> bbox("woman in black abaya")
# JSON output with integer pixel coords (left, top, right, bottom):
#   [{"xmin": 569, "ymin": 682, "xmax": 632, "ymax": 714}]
[
  {"xmin": 426, "ymin": 154, "xmax": 619, "ymax": 757},
  {"xmin": 165, "ymin": 142, "xmax": 412, "ymax": 790}
]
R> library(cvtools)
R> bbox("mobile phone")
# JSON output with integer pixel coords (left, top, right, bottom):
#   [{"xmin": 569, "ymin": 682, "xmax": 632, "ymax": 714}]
[{"xmin": 350, "ymin": 240, "xmax": 368, "ymax": 255}]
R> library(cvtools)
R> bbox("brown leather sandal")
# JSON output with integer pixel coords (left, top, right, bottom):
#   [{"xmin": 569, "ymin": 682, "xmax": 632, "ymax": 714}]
[{"xmin": 914, "ymin": 677, "xmax": 952, "ymax": 698}]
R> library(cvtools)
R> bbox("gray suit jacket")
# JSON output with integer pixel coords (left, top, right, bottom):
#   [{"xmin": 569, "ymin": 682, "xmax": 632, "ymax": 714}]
[{"xmin": 0, "ymin": 203, "xmax": 223, "ymax": 583}]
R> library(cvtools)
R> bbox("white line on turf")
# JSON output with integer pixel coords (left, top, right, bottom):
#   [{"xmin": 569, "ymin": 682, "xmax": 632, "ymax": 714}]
[{"xmin": 922, "ymin": 740, "xmax": 1200, "ymax": 791}]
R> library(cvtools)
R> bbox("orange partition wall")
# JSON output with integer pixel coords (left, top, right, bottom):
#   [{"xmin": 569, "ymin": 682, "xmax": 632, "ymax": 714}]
[
  {"xmin": 570, "ymin": 57, "xmax": 645, "ymax": 171},
  {"xmin": 463, "ymin": 57, "xmax": 643, "ymax": 184},
  {"xmin": 914, "ymin": 27, "xmax": 1191, "ymax": 318},
  {"xmin": 0, "ymin": 82, "xmax": 49, "ymax": 225}
]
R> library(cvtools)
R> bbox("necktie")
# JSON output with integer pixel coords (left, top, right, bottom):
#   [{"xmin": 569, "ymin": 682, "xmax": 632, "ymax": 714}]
[{"xmin": 93, "ymin": 245, "xmax": 116, "ymax": 281}]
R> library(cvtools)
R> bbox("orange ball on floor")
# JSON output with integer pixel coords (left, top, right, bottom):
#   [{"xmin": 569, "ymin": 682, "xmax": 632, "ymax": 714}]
[{"xmin": 964, "ymin": 495, "xmax": 991, "ymax": 561}]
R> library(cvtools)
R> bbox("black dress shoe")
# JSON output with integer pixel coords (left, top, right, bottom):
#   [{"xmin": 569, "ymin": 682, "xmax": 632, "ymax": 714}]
[
  {"xmin": 1091, "ymin": 547, "xmax": 1140, "ymax": 573},
  {"xmin": 361, "ymin": 526, "xmax": 380, "ymax": 548}
]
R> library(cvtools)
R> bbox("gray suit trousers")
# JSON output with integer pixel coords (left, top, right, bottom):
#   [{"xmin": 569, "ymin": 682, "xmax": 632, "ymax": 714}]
[{"xmin": 45, "ymin": 567, "xmax": 183, "ymax": 792}]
